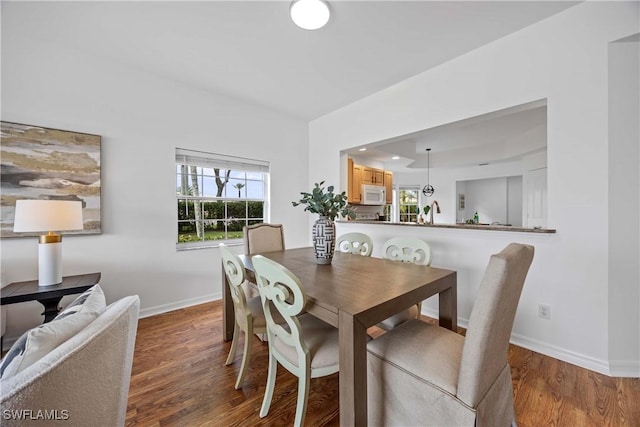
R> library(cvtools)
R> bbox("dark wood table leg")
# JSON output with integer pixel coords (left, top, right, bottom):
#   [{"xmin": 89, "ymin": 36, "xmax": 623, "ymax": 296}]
[{"xmin": 36, "ymin": 296, "xmax": 63, "ymax": 323}]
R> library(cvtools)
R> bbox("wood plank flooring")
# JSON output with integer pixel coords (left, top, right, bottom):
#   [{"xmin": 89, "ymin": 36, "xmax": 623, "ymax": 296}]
[{"xmin": 126, "ymin": 301, "xmax": 640, "ymax": 426}]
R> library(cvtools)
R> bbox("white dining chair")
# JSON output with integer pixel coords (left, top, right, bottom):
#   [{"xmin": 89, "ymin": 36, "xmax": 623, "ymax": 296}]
[
  {"xmin": 252, "ymin": 255, "xmax": 339, "ymax": 427},
  {"xmin": 379, "ymin": 237, "xmax": 432, "ymax": 330},
  {"xmin": 220, "ymin": 244, "xmax": 271, "ymax": 389},
  {"xmin": 336, "ymin": 232, "xmax": 373, "ymax": 256}
]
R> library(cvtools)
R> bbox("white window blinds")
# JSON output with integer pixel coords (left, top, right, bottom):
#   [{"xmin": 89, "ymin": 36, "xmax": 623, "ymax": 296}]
[{"xmin": 175, "ymin": 148, "xmax": 269, "ymax": 172}]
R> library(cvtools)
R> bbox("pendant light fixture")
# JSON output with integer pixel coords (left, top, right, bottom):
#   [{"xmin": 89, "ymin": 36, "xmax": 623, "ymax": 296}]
[
  {"xmin": 422, "ymin": 148, "xmax": 435, "ymax": 197},
  {"xmin": 290, "ymin": 0, "xmax": 330, "ymax": 30}
]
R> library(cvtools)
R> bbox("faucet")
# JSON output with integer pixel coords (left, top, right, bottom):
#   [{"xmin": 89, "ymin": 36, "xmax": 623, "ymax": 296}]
[{"xmin": 428, "ymin": 200, "xmax": 441, "ymax": 225}]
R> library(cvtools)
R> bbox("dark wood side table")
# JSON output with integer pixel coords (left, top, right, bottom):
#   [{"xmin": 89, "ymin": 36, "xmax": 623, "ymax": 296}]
[{"xmin": 0, "ymin": 273, "xmax": 101, "ymax": 323}]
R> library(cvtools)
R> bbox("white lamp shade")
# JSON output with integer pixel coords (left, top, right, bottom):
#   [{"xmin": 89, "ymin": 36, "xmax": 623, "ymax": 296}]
[
  {"xmin": 290, "ymin": 0, "xmax": 330, "ymax": 30},
  {"xmin": 13, "ymin": 200, "xmax": 84, "ymax": 233}
]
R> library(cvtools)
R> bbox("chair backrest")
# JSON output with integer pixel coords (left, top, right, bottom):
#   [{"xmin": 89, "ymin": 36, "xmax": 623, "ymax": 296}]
[
  {"xmin": 457, "ymin": 243, "xmax": 534, "ymax": 407},
  {"xmin": 382, "ymin": 237, "xmax": 431, "ymax": 265},
  {"xmin": 244, "ymin": 223, "xmax": 285, "ymax": 255},
  {"xmin": 336, "ymin": 232, "xmax": 373, "ymax": 256},
  {"xmin": 219, "ymin": 243, "xmax": 251, "ymax": 329},
  {"xmin": 251, "ymin": 255, "xmax": 308, "ymax": 368},
  {"xmin": 1, "ymin": 295, "xmax": 140, "ymax": 427}
]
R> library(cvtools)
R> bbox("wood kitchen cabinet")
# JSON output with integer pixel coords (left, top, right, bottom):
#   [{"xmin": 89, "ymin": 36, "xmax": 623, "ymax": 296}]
[
  {"xmin": 348, "ymin": 158, "xmax": 392, "ymax": 205},
  {"xmin": 362, "ymin": 166, "xmax": 384, "ymax": 186},
  {"xmin": 384, "ymin": 171, "xmax": 393, "ymax": 204},
  {"xmin": 348, "ymin": 158, "xmax": 362, "ymax": 204}
]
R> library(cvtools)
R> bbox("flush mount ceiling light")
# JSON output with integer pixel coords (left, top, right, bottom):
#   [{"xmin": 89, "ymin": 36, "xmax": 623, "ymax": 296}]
[
  {"xmin": 422, "ymin": 148, "xmax": 435, "ymax": 197},
  {"xmin": 290, "ymin": 0, "xmax": 330, "ymax": 30}
]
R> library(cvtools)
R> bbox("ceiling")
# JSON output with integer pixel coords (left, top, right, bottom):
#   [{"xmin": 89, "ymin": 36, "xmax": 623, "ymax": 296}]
[
  {"xmin": 3, "ymin": 0, "xmax": 578, "ymax": 122},
  {"xmin": 4, "ymin": 1, "xmax": 573, "ymax": 172}
]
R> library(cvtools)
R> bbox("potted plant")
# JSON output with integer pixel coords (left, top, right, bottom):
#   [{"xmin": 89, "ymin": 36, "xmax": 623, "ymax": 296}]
[{"xmin": 292, "ymin": 181, "xmax": 355, "ymax": 264}]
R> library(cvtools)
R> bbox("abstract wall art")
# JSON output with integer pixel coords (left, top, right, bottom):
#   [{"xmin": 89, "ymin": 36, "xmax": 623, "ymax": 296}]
[{"xmin": 1, "ymin": 122, "xmax": 102, "ymax": 237}]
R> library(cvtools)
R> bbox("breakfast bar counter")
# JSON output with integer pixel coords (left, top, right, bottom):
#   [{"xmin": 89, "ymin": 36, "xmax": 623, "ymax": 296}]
[{"xmin": 339, "ymin": 220, "xmax": 556, "ymax": 233}]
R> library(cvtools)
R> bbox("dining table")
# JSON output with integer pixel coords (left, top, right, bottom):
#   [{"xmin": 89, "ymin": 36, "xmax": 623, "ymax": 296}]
[{"xmin": 222, "ymin": 246, "xmax": 457, "ymax": 427}]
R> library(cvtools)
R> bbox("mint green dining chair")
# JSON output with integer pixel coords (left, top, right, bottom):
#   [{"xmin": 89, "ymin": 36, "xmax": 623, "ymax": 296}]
[
  {"xmin": 220, "ymin": 243, "xmax": 269, "ymax": 390},
  {"xmin": 379, "ymin": 237, "xmax": 432, "ymax": 330},
  {"xmin": 252, "ymin": 255, "xmax": 339, "ymax": 427},
  {"xmin": 336, "ymin": 232, "xmax": 373, "ymax": 256}
]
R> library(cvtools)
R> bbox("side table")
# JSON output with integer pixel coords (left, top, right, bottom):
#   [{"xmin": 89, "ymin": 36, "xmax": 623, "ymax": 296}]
[{"xmin": 0, "ymin": 273, "xmax": 101, "ymax": 323}]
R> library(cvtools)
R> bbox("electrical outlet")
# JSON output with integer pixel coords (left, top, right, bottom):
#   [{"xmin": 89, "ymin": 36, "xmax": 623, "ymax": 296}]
[{"xmin": 538, "ymin": 304, "xmax": 551, "ymax": 320}]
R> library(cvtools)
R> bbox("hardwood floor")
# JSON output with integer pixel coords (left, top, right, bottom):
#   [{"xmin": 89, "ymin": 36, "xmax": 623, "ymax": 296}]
[{"xmin": 126, "ymin": 301, "xmax": 640, "ymax": 426}]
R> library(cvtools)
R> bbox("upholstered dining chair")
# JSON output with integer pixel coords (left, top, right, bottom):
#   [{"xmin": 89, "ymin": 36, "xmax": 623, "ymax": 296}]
[
  {"xmin": 336, "ymin": 232, "xmax": 373, "ymax": 256},
  {"xmin": 241, "ymin": 223, "xmax": 286, "ymax": 302},
  {"xmin": 367, "ymin": 243, "xmax": 534, "ymax": 427},
  {"xmin": 252, "ymin": 255, "xmax": 339, "ymax": 427},
  {"xmin": 220, "ymin": 243, "xmax": 272, "ymax": 390},
  {"xmin": 378, "ymin": 237, "xmax": 432, "ymax": 330},
  {"xmin": 244, "ymin": 223, "xmax": 285, "ymax": 255}
]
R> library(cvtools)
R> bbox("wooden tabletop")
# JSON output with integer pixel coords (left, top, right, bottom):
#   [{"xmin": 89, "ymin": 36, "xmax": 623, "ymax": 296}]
[{"xmin": 240, "ymin": 248, "xmax": 455, "ymax": 328}]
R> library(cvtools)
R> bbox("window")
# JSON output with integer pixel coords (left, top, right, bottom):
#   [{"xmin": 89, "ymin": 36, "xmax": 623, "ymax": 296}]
[
  {"xmin": 398, "ymin": 187, "xmax": 419, "ymax": 223},
  {"xmin": 176, "ymin": 148, "xmax": 269, "ymax": 250}
]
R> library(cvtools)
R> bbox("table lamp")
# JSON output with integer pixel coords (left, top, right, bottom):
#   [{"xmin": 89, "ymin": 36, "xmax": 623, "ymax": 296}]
[{"xmin": 13, "ymin": 200, "xmax": 84, "ymax": 286}]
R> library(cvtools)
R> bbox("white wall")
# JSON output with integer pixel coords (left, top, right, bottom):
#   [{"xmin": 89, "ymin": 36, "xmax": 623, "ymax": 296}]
[
  {"xmin": 1, "ymin": 24, "xmax": 310, "ymax": 343},
  {"xmin": 311, "ymin": 2, "xmax": 639, "ymax": 375},
  {"xmin": 608, "ymin": 36, "xmax": 640, "ymax": 376},
  {"xmin": 508, "ymin": 176, "xmax": 523, "ymax": 227},
  {"xmin": 393, "ymin": 160, "xmax": 525, "ymax": 225}
]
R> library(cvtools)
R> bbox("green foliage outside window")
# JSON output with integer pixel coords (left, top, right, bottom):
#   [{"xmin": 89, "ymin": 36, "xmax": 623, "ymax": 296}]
[{"xmin": 177, "ymin": 200, "xmax": 265, "ymax": 242}]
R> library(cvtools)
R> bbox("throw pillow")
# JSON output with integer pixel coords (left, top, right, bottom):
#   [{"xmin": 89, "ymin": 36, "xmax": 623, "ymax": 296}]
[{"xmin": 0, "ymin": 284, "xmax": 106, "ymax": 379}]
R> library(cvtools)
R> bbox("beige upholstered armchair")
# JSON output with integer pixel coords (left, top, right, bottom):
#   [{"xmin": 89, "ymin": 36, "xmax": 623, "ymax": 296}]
[
  {"xmin": 367, "ymin": 243, "xmax": 534, "ymax": 427},
  {"xmin": 0, "ymin": 296, "xmax": 140, "ymax": 427}
]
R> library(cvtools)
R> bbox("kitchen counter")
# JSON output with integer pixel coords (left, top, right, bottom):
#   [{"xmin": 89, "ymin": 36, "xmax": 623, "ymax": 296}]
[{"xmin": 338, "ymin": 220, "xmax": 556, "ymax": 233}]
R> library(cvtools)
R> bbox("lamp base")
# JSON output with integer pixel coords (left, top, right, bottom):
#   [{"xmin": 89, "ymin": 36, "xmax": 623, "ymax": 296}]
[{"xmin": 38, "ymin": 241, "xmax": 62, "ymax": 286}]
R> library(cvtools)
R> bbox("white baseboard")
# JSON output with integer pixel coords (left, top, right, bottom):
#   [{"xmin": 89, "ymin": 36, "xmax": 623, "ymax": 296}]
[
  {"xmin": 608, "ymin": 360, "xmax": 640, "ymax": 377},
  {"xmin": 508, "ymin": 332, "xmax": 610, "ymax": 375},
  {"xmin": 420, "ymin": 307, "xmax": 634, "ymax": 377},
  {"xmin": 138, "ymin": 292, "xmax": 221, "ymax": 319}
]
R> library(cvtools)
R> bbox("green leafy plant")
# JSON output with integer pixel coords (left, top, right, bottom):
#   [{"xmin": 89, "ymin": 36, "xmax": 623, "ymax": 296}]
[
  {"xmin": 423, "ymin": 205, "xmax": 431, "ymax": 216},
  {"xmin": 292, "ymin": 181, "xmax": 356, "ymax": 221}
]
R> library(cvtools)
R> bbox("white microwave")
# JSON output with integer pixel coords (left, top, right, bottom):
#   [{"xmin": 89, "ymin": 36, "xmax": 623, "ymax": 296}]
[{"xmin": 361, "ymin": 184, "xmax": 386, "ymax": 205}]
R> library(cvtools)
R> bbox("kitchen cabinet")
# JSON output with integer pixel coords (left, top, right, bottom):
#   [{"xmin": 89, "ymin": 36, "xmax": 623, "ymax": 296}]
[
  {"xmin": 348, "ymin": 159, "xmax": 392, "ymax": 205},
  {"xmin": 348, "ymin": 158, "xmax": 362, "ymax": 204},
  {"xmin": 362, "ymin": 166, "xmax": 384, "ymax": 186},
  {"xmin": 384, "ymin": 171, "xmax": 393, "ymax": 204}
]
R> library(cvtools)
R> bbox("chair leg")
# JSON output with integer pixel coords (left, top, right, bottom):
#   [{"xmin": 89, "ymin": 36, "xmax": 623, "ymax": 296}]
[
  {"xmin": 225, "ymin": 322, "xmax": 240, "ymax": 366},
  {"xmin": 293, "ymin": 367, "xmax": 311, "ymax": 427},
  {"xmin": 234, "ymin": 327, "xmax": 252, "ymax": 389},
  {"xmin": 260, "ymin": 351, "xmax": 278, "ymax": 418}
]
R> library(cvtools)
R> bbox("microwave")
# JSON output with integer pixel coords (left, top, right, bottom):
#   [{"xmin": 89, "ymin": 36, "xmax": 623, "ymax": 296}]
[{"xmin": 361, "ymin": 184, "xmax": 386, "ymax": 205}]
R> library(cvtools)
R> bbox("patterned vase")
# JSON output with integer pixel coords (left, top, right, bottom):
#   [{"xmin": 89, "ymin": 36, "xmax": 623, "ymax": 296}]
[{"xmin": 312, "ymin": 216, "xmax": 336, "ymax": 265}]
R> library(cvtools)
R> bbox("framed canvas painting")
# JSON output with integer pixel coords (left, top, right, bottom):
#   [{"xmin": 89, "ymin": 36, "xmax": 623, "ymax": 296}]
[{"xmin": 0, "ymin": 122, "xmax": 102, "ymax": 237}]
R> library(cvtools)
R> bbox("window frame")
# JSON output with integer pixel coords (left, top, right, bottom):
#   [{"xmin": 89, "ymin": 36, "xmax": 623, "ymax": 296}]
[
  {"xmin": 176, "ymin": 148, "xmax": 270, "ymax": 251},
  {"xmin": 397, "ymin": 186, "xmax": 420, "ymax": 223}
]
